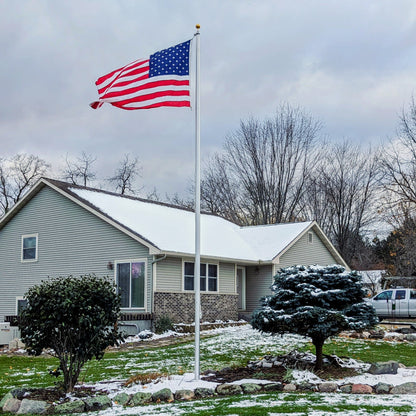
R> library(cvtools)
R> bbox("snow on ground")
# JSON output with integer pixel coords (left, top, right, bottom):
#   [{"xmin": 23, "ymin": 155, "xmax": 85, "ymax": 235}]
[{"xmin": 89, "ymin": 324, "xmax": 416, "ymax": 396}]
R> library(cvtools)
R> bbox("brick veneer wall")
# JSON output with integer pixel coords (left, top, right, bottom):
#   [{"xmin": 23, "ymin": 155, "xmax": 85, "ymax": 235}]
[{"xmin": 154, "ymin": 292, "xmax": 238, "ymax": 323}]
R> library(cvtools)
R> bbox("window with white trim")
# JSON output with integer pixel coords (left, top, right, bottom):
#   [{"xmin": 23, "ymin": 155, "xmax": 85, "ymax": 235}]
[
  {"xmin": 184, "ymin": 262, "xmax": 218, "ymax": 292},
  {"xmin": 116, "ymin": 260, "xmax": 146, "ymax": 308},
  {"xmin": 307, "ymin": 231, "xmax": 313, "ymax": 244},
  {"xmin": 22, "ymin": 234, "xmax": 38, "ymax": 262}
]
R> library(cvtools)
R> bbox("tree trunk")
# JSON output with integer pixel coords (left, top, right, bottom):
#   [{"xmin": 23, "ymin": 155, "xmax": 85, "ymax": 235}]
[{"xmin": 314, "ymin": 339, "xmax": 324, "ymax": 371}]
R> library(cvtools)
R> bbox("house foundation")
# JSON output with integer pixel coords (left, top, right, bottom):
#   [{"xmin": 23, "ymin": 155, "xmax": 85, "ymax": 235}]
[{"xmin": 153, "ymin": 292, "xmax": 238, "ymax": 323}]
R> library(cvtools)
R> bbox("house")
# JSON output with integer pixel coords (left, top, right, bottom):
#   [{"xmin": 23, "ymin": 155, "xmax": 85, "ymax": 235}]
[{"xmin": 0, "ymin": 178, "xmax": 348, "ymax": 332}]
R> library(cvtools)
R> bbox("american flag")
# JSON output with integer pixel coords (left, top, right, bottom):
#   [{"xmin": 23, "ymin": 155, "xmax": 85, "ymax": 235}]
[{"xmin": 90, "ymin": 40, "xmax": 191, "ymax": 110}]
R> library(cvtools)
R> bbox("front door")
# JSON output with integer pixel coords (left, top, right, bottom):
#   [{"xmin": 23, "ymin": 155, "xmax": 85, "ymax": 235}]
[{"xmin": 237, "ymin": 267, "xmax": 246, "ymax": 310}]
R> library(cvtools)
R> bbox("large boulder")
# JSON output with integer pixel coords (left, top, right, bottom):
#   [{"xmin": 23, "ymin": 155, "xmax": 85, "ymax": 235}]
[
  {"xmin": 374, "ymin": 382, "xmax": 391, "ymax": 394},
  {"xmin": 54, "ymin": 400, "xmax": 86, "ymax": 414},
  {"xmin": 174, "ymin": 390, "xmax": 195, "ymax": 401},
  {"xmin": 391, "ymin": 382, "xmax": 416, "ymax": 394},
  {"xmin": 2, "ymin": 398, "xmax": 21, "ymax": 413},
  {"xmin": 241, "ymin": 383, "xmax": 262, "ymax": 394},
  {"xmin": 194, "ymin": 387, "xmax": 215, "ymax": 398},
  {"xmin": 130, "ymin": 392, "xmax": 152, "ymax": 406},
  {"xmin": 216, "ymin": 384, "xmax": 242, "ymax": 395},
  {"xmin": 83, "ymin": 395, "xmax": 112, "ymax": 411},
  {"xmin": 368, "ymin": 361, "xmax": 399, "ymax": 375},
  {"xmin": 17, "ymin": 399, "xmax": 50, "ymax": 414},
  {"xmin": 152, "ymin": 388, "xmax": 174, "ymax": 403},
  {"xmin": 351, "ymin": 384, "xmax": 373, "ymax": 394}
]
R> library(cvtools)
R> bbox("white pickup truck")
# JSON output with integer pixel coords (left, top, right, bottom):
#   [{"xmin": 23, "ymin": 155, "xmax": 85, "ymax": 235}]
[{"xmin": 369, "ymin": 288, "xmax": 416, "ymax": 319}]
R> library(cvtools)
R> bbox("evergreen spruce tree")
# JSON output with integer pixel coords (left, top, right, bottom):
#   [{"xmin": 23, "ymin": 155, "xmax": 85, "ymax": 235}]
[{"xmin": 251, "ymin": 265, "xmax": 378, "ymax": 370}]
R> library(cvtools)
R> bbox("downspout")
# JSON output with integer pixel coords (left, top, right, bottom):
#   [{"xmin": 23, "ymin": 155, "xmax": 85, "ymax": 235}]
[{"xmin": 151, "ymin": 255, "xmax": 167, "ymax": 313}]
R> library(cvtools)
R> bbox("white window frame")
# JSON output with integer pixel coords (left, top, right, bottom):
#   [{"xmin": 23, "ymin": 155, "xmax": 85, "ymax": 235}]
[
  {"xmin": 182, "ymin": 260, "xmax": 219, "ymax": 293},
  {"xmin": 307, "ymin": 231, "xmax": 314, "ymax": 244},
  {"xmin": 114, "ymin": 258, "xmax": 147, "ymax": 310},
  {"xmin": 21, "ymin": 233, "xmax": 38, "ymax": 262}
]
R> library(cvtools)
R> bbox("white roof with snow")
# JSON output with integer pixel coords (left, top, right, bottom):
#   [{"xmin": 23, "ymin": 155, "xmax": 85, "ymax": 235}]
[{"xmin": 71, "ymin": 187, "xmax": 313, "ymax": 262}]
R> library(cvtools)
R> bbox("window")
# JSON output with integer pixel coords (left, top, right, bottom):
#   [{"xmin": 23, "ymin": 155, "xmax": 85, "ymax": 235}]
[
  {"xmin": 395, "ymin": 290, "xmax": 406, "ymax": 300},
  {"xmin": 16, "ymin": 297, "xmax": 28, "ymax": 315},
  {"xmin": 184, "ymin": 262, "xmax": 218, "ymax": 292},
  {"xmin": 374, "ymin": 290, "xmax": 392, "ymax": 301},
  {"xmin": 410, "ymin": 290, "xmax": 416, "ymax": 300},
  {"xmin": 307, "ymin": 232, "xmax": 313, "ymax": 244},
  {"xmin": 22, "ymin": 234, "xmax": 38, "ymax": 261},
  {"xmin": 116, "ymin": 260, "xmax": 146, "ymax": 308}
]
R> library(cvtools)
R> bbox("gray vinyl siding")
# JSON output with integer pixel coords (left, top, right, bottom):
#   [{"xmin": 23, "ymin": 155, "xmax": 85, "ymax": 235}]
[
  {"xmin": 245, "ymin": 230, "xmax": 339, "ymax": 312},
  {"xmin": 155, "ymin": 256, "xmax": 182, "ymax": 292},
  {"xmin": 219, "ymin": 262, "xmax": 236, "ymax": 294},
  {"xmin": 0, "ymin": 186, "xmax": 152, "ymax": 321},
  {"xmin": 246, "ymin": 265, "xmax": 273, "ymax": 313},
  {"xmin": 278, "ymin": 230, "xmax": 338, "ymax": 269},
  {"xmin": 155, "ymin": 257, "xmax": 236, "ymax": 294}
]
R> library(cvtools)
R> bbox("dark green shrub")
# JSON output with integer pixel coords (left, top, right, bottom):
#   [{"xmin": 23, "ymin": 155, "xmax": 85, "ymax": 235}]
[
  {"xmin": 154, "ymin": 315, "xmax": 173, "ymax": 334},
  {"xmin": 19, "ymin": 274, "xmax": 124, "ymax": 392}
]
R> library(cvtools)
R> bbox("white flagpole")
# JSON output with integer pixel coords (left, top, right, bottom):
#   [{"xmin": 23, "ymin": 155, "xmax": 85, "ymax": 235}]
[{"xmin": 194, "ymin": 24, "xmax": 201, "ymax": 380}]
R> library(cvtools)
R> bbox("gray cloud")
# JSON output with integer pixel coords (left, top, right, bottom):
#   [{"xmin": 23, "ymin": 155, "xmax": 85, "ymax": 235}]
[{"xmin": 1, "ymin": 0, "xmax": 416, "ymax": 196}]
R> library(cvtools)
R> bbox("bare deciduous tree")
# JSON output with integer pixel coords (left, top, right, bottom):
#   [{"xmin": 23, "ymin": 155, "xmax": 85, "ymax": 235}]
[
  {"xmin": 62, "ymin": 152, "xmax": 97, "ymax": 187},
  {"xmin": 381, "ymin": 97, "xmax": 416, "ymax": 208},
  {"xmin": 0, "ymin": 154, "xmax": 50, "ymax": 216},
  {"xmin": 302, "ymin": 141, "xmax": 380, "ymax": 267},
  {"xmin": 108, "ymin": 154, "xmax": 141, "ymax": 195},
  {"xmin": 201, "ymin": 104, "xmax": 322, "ymax": 225}
]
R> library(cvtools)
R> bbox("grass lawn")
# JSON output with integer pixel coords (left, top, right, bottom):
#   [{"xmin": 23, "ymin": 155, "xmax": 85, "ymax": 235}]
[{"xmin": 1, "ymin": 326, "xmax": 416, "ymax": 415}]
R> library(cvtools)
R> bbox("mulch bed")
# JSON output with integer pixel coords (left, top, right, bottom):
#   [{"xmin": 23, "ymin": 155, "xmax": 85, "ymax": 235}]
[
  {"xmin": 202, "ymin": 363, "xmax": 358, "ymax": 384},
  {"xmin": 14, "ymin": 386, "xmax": 108, "ymax": 404}
]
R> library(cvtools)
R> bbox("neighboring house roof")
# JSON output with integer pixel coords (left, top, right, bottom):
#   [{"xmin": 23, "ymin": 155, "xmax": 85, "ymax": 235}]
[{"xmin": 0, "ymin": 178, "xmax": 348, "ymax": 266}]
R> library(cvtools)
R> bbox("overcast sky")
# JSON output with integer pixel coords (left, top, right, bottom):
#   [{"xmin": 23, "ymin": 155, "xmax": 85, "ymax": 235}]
[{"xmin": 1, "ymin": 0, "xmax": 416, "ymax": 197}]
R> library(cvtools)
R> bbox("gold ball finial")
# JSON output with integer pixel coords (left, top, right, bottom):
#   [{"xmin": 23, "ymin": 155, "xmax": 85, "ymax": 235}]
[{"xmin": 196, "ymin": 24, "xmax": 201, "ymax": 29}]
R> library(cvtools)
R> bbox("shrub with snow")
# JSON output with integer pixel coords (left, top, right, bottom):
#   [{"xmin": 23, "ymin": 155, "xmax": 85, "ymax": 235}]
[{"xmin": 251, "ymin": 264, "xmax": 378, "ymax": 370}]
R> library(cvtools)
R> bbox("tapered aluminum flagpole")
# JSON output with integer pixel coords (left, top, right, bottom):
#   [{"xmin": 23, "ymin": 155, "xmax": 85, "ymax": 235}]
[{"xmin": 194, "ymin": 24, "xmax": 201, "ymax": 380}]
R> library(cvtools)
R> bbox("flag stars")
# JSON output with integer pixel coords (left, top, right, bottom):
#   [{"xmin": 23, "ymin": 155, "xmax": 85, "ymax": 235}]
[{"xmin": 149, "ymin": 40, "xmax": 190, "ymax": 77}]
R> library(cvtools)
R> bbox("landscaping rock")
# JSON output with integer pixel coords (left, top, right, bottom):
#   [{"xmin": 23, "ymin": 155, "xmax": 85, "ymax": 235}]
[
  {"xmin": 404, "ymin": 334, "xmax": 416, "ymax": 342},
  {"xmin": 283, "ymin": 383, "xmax": 297, "ymax": 392},
  {"xmin": 216, "ymin": 384, "xmax": 243, "ymax": 395},
  {"xmin": 263, "ymin": 382, "xmax": 283, "ymax": 392},
  {"xmin": 54, "ymin": 400, "xmax": 85, "ymax": 414},
  {"xmin": 340, "ymin": 384, "xmax": 352, "ymax": 393},
  {"xmin": 113, "ymin": 392, "xmax": 130, "ymax": 406},
  {"xmin": 298, "ymin": 382, "xmax": 317, "ymax": 392},
  {"xmin": 368, "ymin": 361, "xmax": 399, "ymax": 375},
  {"xmin": 374, "ymin": 382, "xmax": 391, "ymax": 394},
  {"xmin": 2, "ymin": 397, "xmax": 21, "ymax": 413},
  {"xmin": 391, "ymin": 382, "xmax": 416, "ymax": 394},
  {"xmin": 17, "ymin": 399, "xmax": 50, "ymax": 414},
  {"xmin": 241, "ymin": 383, "xmax": 262, "ymax": 394},
  {"xmin": 0, "ymin": 392, "xmax": 13, "ymax": 408},
  {"xmin": 319, "ymin": 382, "xmax": 338, "ymax": 393},
  {"xmin": 130, "ymin": 392, "xmax": 152, "ymax": 406},
  {"xmin": 194, "ymin": 387, "xmax": 215, "ymax": 398},
  {"xmin": 351, "ymin": 384, "xmax": 373, "ymax": 394},
  {"xmin": 174, "ymin": 389, "xmax": 195, "ymax": 401},
  {"xmin": 83, "ymin": 395, "xmax": 112, "ymax": 411},
  {"xmin": 152, "ymin": 388, "xmax": 174, "ymax": 402},
  {"xmin": 10, "ymin": 388, "xmax": 30, "ymax": 400}
]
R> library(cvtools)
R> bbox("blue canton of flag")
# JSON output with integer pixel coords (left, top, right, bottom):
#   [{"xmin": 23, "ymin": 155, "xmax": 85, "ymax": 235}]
[{"xmin": 149, "ymin": 41, "xmax": 190, "ymax": 77}]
